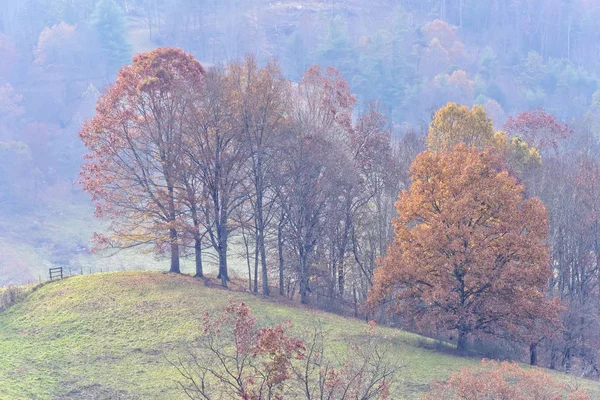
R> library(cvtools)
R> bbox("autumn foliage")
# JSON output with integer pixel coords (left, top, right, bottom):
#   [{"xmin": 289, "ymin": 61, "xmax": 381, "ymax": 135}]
[
  {"xmin": 173, "ymin": 302, "xmax": 398, "ymax": 399},
  {"xmin": 369, "ymin": 144, "xmax": 561, "ymax": 351},
  {"xmin": 427, "ymin": 103, "xmax": 495, "ymax": 151},
  {"xmin": 78, "ymin": 45, "xmax": 576, "ymax": 377},
  {"xmin": 79, "ymin": 49, "xmax": 393, "ymax": 301},
  {"xmin": 79, "ymin": 48, "xmax": 205, "ymax": 273},
  {"xmin": 173, "ymin": 301, "xmax": 305, "ymax": 399},
  {"xmin": 423, "ymin": 360, "xmax": 590, "ymax": 400},
  {"xmin": 504, "ymin": 108, "xmax": 572, "ymax": 154},
  {"xmin": 428, "ymin": 102, "xmax": 541, "ymax": 172}
]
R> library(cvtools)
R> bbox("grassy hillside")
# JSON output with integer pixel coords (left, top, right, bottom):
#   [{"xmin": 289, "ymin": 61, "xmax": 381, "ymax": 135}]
[{"xmin": 0, "ymin": 272, "xmax": 596, "ymax": 399}]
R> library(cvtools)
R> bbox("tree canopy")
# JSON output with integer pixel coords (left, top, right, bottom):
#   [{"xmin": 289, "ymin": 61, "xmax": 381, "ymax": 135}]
[
  {"xmin": 369, "ymin": 144, "xmax": 560, "ymax": 351},
  {"xmin": 79, "ymin": 47, "xmax": 205, "ymax": 273}
]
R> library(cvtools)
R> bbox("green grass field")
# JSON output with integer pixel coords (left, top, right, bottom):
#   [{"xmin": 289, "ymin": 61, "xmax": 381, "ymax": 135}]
[{"xmin": 0, "ymin": 271, "xmax": 597, "ymax": 399}]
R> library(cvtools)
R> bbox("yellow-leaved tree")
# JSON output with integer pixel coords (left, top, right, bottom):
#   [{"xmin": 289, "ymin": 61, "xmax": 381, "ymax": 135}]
[{"xmin": 428, "ymin": 102, "xmax": 540, "ymax": 172}]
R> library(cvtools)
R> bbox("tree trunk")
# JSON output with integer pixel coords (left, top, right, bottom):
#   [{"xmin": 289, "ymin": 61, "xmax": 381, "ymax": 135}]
[
  {"xmin": 375, "ymin": 190, "xmax": 385, "ymax": 257},
  {"xmin": 194, "ymin": 234, "xmax": 203, "ymax": 277},
  {"xmin": 338, "ymin": 262, "xmax": 345, "ymax": 297},
  {"xmin": 300, "ymin": 278, "xmax": 308, "ymax": 304},
  {"xmin": 218, "ymin": 247, "xmax": 228, "ymax": 287},
  {"xmin": 216, "ymin": 222, "xmax": 229, "ymax": 287},
  {"xmin": 457, "ymin": 329, "xmax": 468, "ymax": 353},
  {"xmin": 338, "ymin": 201, "xmax": 352, "ymax": 297},
  {"xmin": 550, "ymin": 347, "xmax": 557, "ymax": 370},
  {"xmin": 167, "ymin": 179, "xmax": 180, "ymax": 273},
  {"xmin": 259, "ymin": 230, "xmax": 269, "ymax": 296},
  {"xmin": 278, "ymin": 215, "xmax": 285, "ymax": 296},
  {"xmin": 242, "ymin": 228, "xmax": 252, "ymax": 291},
  {"xmin": 353, "ymin": 284, "xmax": 358, "ymax": 318},
  {"xmin": 169, "ymin": 227, "xmax": 181, "ymax": 273},
  {"xmin": 253, "ymin": 229, "xmax": 259, "ymax": 293},
  {"xmin": 299, "ymin": 248, "xmax": 309, "ymax": 304},
  {"xmin": 256, "ymin": 189, "xmax": 269, "ymax": 296},
  {"xmin": 192, "ymin": 206, "xmax": 203, "ymax": 277},
  {"xmin": 530, "ymin": 343, "xmax": 537, "ymax": 366}
]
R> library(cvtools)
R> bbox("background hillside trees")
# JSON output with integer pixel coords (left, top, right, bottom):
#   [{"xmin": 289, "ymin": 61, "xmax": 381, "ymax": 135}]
[
  {"xmin": 90, "ymin": 0, "xmax": 131, "ymax": 77},
  {"xmin": 428, "ymin": 102, "xmax": 541, "ymax": 173},
  {"xmin": 427, "ymin": 103, "xmax": 495, "ymax": 151}
]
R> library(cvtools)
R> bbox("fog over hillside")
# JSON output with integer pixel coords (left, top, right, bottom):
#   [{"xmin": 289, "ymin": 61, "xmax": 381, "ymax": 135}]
[
  {"xmin": 3, "ymin": 0, "xmax": 600, "ymax": 285},
  {"xmin": 3, "ymin": 0, "xmax": 600, "ymax": 387}
]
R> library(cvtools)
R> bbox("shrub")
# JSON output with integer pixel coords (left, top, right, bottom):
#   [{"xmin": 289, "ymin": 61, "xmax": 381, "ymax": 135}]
[
  {"xmin": 423, "ymin": 360, "xmax": 590, "ymax": 400},
  {"xmin": 0, "ymin": 285, "xmax": 24, "ymax": 312},
  {"xmin": 172, "ymin": 302, "xmax": 400, "ymax": 399}
]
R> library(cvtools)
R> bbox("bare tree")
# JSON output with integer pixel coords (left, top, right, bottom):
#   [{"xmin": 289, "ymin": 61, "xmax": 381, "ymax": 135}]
[
  {"xmin": 229, "ymin": 56, "xmax": 290, "ymax": 296},
  {"xmin": 186, "ymin": 66, "xmax": 248, "ymax": 287}
]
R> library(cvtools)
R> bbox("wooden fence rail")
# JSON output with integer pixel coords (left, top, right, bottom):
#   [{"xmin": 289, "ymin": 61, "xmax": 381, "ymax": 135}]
[{"xmin": 49, "ymin": 267, "xmax": 63, "ymax": 281}]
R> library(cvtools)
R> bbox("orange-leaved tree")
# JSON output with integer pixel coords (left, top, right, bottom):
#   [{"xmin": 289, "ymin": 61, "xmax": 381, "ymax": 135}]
[
  {"xmin": 369, "ymin": 144, "xmax": 561, "ymax": 352},
  {"xmin": 79, "ymin": 47, "xmax": 205, "ymax": 273}
]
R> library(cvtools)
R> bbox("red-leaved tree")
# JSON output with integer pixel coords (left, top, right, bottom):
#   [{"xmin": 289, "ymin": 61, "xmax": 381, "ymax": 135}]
[
  {"xmin": 504, "ymin": 108, "xmax": 572, "ymax": 155},
  {"xmin": 173, "ymin": 302, "xmax": 400, "ymax": 399},
  {"xmin": 173, "ymin": 301, "xmax": 305, "ymax": 399},
  {"xmin": 79, "ymin": 47, "xmax": 205, "ymax": 273}
]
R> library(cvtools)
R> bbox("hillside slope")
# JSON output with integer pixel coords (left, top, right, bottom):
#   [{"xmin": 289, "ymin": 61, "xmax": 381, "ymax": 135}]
[{"xmin": 0, "ymin": 272, "xmax": 595, "ymax": 399}]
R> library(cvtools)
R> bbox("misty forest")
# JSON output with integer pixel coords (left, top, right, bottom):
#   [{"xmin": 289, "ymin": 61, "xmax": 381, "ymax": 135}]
[{"xmin": 2, "ymin": 0, "xmax": 600, "ymax": 399}]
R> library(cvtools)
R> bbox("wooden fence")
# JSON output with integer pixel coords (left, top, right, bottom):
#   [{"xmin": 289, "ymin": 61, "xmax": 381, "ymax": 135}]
[{"xmin": 49, "ymin": 267, "xmax": 64, "ymax": 281}]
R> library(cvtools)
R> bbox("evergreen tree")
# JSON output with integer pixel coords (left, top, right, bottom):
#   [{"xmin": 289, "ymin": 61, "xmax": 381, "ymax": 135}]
[
  {"xmin": 90, "ymin": 0, "xmax": 131, "ymax": 77},
  {"xmin": 316, "ymin": 15, "xmax": 356, "ymax": 81}
]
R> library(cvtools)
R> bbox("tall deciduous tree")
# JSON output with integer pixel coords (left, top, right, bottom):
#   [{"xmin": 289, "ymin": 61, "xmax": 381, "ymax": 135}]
[
  {"xmin": 228, "ymin": 56, "xmax": 290, "ymax": 296},
  {"xmin": 276, "ymin": 65, "xmax": 354, "ymax": 304},
  {"xmin": 79, "ymin": 47, "xmax": 205, "ymax": 273},
  {"xmin": 186, "ymin": 66, "xmax": 247, "ymax": 287},
  {"xmin": 276, "ymin": 130, "xmax": 342, "ymax": 304},
  {"xmin": 428, "ymin": 102, "xmax": 541, "ymax": 173},
  {"xmin": 369, "ymin": 144, "xmax": 560, "ymax": 352},
  {"xmin": 338, "ymin": 103, "xmax": 393, "ymax": 297},
  {"xmin": 177, "ymin": 139, "xmax": 207, "ymax": 278}
]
